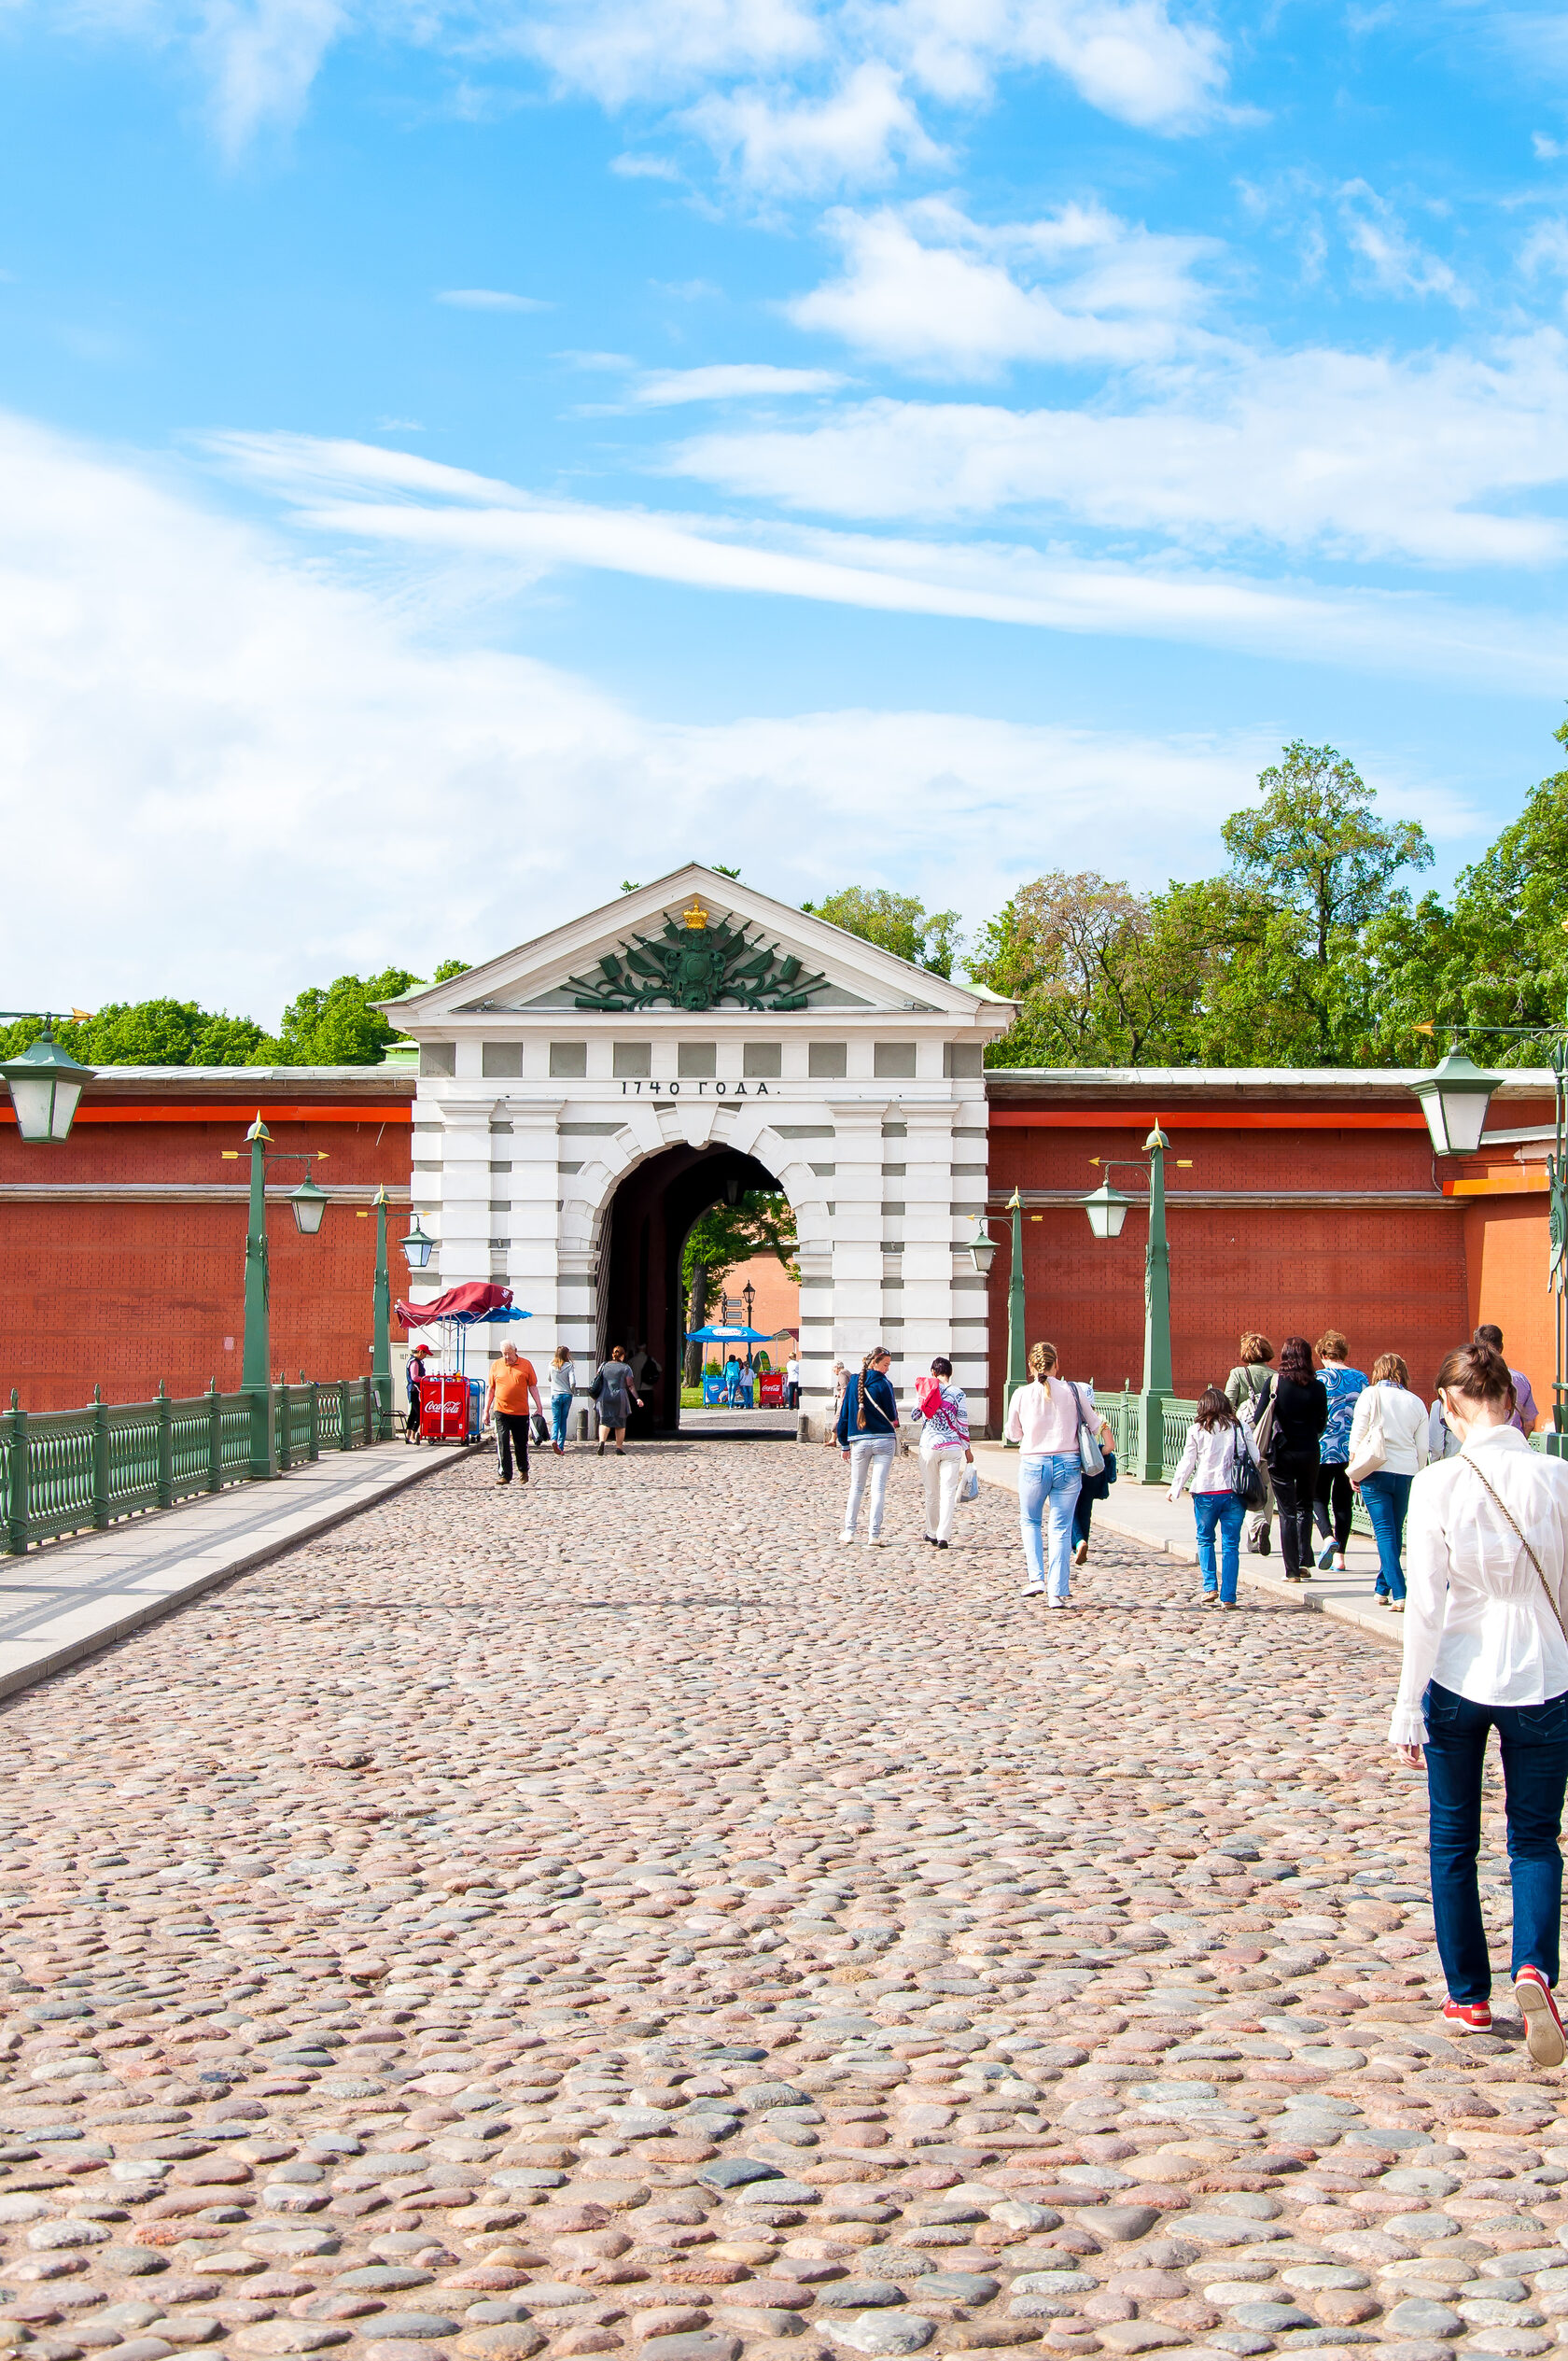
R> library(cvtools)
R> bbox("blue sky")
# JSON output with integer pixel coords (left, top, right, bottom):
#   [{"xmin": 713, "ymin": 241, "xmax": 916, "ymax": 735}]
[{"xmin": 2, "ymin": 0, "xmax": 1566, "ymax": 1019}]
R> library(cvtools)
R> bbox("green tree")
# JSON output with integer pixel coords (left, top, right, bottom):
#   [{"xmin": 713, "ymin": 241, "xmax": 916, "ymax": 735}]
[
  {"xmin": 0, "ymin": 999, "xmax": 272, "ymax": 1067},
  {"xmin": 681, "ymin": 1190, "xmax": 798, "ymax": 1384},
  {"xmin": 803, "ymin": 886, "xmax": 960, "ymax": 977},
  {"xmin": 1361, "ymin": 724, "xmax": 1568, "ymax": 1065},
  {"xmin": 1220, "ymin": 739, "xmax": 1433, "ymax": 1061},
  {"xmin": 270, "ymin": 966, "xmax": 422, "ymax": 1065},
  {"xmin": 969, "ymin": 872, "xmax": 1180, "ymax": 1065},
  {"xmin": 431, "ymin": 958, "xmax": 471, "ymax": 982}
]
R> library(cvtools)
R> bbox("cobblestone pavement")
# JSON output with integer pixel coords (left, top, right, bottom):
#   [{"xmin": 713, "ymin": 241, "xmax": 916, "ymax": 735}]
[{"xmin": 1, "ymin": 1441, "xmax": 1563, "ymax": 2361}]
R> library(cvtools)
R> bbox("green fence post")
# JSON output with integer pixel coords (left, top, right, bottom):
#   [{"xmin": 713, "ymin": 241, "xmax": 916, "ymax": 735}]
[
  {"xmin": 277, "ymin": 1382, "xmax": 292, "ymax": 1473},
  {"xmin": 156, "ymin": 1381, "xmax": 173, "ymax": 1510},
  {"xmin": 91, "ymin": 1385, "xmax": 109, "ymax": 1529},
  {"xmin": 338, "ymin": 1380, "xmax": 352, "ymax": 1452},
  {"xmin": 362, "ymin": 1379, "xmax": 372, "ymax": 1447},
  {"xmin": 308, "ymin": 1381, "xmax": 319, "ymax": 1464},
  {"xmin": 207, "ymin": 1381, "xmax": 221, "ymax": 1493},
  {"xmin": 5, "ymin": 1392, "xmax": 26, "ymax": 1557}
]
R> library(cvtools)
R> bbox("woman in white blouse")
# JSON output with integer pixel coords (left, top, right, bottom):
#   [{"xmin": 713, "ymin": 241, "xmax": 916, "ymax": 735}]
[
  {"xmin": 1391, "ymin": 1341, "xmax": 1568, "ymax": 2060},
  {"xmin": 1348, "ymin": 1352, "xmax": 1429, "ymax": 1609}
]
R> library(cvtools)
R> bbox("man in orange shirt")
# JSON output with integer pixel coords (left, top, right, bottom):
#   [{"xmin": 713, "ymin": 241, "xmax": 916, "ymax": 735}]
[{"xmin": 483, "ymin": 1342, "xmax": 543, "ymax": 1488}]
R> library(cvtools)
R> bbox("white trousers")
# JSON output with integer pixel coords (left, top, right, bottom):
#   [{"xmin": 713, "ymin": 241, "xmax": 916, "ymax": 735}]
[
  {"xmin": 844, "ymin": 1436, "xmax": 896, "ymax": 1538},
  {"xmin": 922, "ymin": 1445, "xmax": 965, "ymax": 1541}
]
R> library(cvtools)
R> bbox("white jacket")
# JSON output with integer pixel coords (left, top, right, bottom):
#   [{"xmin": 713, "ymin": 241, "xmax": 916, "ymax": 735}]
[
  {"xmin": 1349, "ymin": 1382, "xmax": 1430, "ymax": 1477},
  {"xmin": 1169, "ymin": 1418, "xmax": 1259, "ymax": 1501},
  {"xmin": 1390, "ymin": 1427, "xmax": 1568, "ymax": 1747}
]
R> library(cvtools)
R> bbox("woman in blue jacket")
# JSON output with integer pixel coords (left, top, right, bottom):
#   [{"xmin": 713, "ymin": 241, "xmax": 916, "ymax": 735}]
[{"xmin": 837, "ymin": 1346, "xmax": 900, "ymax": 1546}]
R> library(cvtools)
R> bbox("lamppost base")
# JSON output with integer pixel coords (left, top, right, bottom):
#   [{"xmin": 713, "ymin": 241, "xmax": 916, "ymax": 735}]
[
  {"xmin": 1546, "ymin": 1430, "xmax": 1568, "ymax": 1460},
  {"xmin": 1136, "ymin": 1389, "xmax": 1170, "ymax": 1485}
]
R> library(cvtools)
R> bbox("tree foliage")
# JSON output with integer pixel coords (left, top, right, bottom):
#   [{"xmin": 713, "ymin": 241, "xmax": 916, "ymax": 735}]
[
  {"xmin": 0, "ymin": 958, "xmax": 474, "ymax": 1069},
  {"xmin": 804, "ymin": 886, "xmax": 960, "ymax": 977},
  {"xmin": 976, "ymin": 738, "xmax": 1449, "ymax": 1069}
]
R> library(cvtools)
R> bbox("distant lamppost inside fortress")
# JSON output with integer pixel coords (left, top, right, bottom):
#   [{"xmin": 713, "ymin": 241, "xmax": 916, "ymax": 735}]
[{"xmin": 381, "ymin": 867, "xmax": 1015, "ymax": 1435}]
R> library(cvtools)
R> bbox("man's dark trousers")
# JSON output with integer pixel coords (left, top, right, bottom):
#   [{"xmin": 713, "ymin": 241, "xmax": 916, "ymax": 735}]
[{"xmin": 495, "ymin": 1412, "xmax": 530, "ymax": 1483}]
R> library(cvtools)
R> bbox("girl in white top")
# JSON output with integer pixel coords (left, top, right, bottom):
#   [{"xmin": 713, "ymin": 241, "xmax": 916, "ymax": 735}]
[
  {"xmin": 1390, "ymin": 1342, "xmax": 1568, "ymax": 2062},
  {"xmin": 1005, "ymin": 1341, "xmax": 1104, "ymax": 1605},
  {"xmin": 1168, "ymin": 1387, "xmax": 1261, "ymax": 1611},
  {"xmin": 547, "ymin": 1348, "xmax": 576, "ymax": 1455}
]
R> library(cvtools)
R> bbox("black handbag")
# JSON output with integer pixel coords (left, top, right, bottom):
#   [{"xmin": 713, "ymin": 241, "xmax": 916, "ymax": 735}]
[
  {"xmin": 529, "ymin": 1412, "xmax": 550, "ymax": 1445},
  {"xmin": 1231, "ymin": 1426, "xmax": 1268, "ymax": 1511}
]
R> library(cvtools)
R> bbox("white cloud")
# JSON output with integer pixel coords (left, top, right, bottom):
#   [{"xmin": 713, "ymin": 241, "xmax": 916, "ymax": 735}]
[
  {"xmin": 518, "ymin": 0, "xmax": 824, "ymax": 107},
  {"xmin": 35, "ymin": 0, "xmax": 1229, "ymax": 161},
  {"xmin": 436, "ymin": 288, "xmax": 550, "ymax": 311},
  {"xmin": 635, "ymin": 362, "xmax": 847, "ymax": 401},
  {"xmin": 674, "ymin": 332, "xmax": 1568, "ymax": 567},
  {"xmin": 1337, "ymin": 179, "xmax": 1467, "ymax": 305},
  {"xmin": 196, "ymin": 0, "xmax": 346, "ymax": 152},
  {"xmin": 206, "ymin": 425, "xmax": 1567, "ymax": 682},
  {"xmin": 0, "ymin": 407, "xmax": 1309, "ymax": 1015},
  {"xmin": 684, "ymin": 59, "xmax": 945, "ymax": 190},
  {"xmin": 867, "ymin": 0, "xmax": 1229, "ymax": 129},
  {"xmin": 787, "ymin": 197, "xmax": 1214, "ymax": 372}
]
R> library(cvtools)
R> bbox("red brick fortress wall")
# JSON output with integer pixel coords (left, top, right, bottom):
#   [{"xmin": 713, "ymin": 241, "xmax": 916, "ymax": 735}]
[
  {"xmin": 982, "ymin": 1076, "xmax": 1559, "ymax": 1426},
  {"xmin": 0, "ymin": 1079, "xmax": 414, "ymax": 1411}
]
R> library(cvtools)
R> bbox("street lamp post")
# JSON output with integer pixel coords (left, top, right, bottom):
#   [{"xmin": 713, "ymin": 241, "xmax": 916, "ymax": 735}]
[
  {"xmin": 0, "ymin": 1016, "xmax": 94, "ymax": 1144},
  {"xmin": 238, "ymin": 1114, "xmax": 333, "ymax": 1478},
  {"xmin": 1082, "ymin": 1125, "xmax": 1182, "ymax": 1483},
  {"xmin": 743, "ymin": 1278, "xmax": 756, "ymax": 1370},
  {"xmin": 1410, "ymin": 1023, "xmax": 1568, "ymax": 1453},
  {"xmin": 371, "ymin": 1185, "xmax": 393, "ymax": 1441},
  {"xmin": 966, "ymin": 1184, "xmax": 1028, "ymax": 1438}
]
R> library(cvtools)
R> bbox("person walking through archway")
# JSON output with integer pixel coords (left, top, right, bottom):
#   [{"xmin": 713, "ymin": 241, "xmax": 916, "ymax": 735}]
[
  {"xmin": 592, "ymin": 1344, "xmax": 643, "ymax": 1456},
  {"xmin": 1390, "ymin": 1340, "xmax": 1568, "ymax": 2059},
  {"xmin": 548, "ymin": 1344, "xmax": 577, "ymax": 1455},
  {"xmin": 1267, "ymin": 1334, "xmax": 1327, "ymax": 1583},
  {"xmin": 914, "ymin": 1356, "xmax": 973, "ymax": 1551},
  {"xmin": 485, "ymin": 1342, "xmax": 543, "ymax": 1490},
  {"xmin": 838, "ymin": 1346, "xmax": 899, "ymax": 1546}
]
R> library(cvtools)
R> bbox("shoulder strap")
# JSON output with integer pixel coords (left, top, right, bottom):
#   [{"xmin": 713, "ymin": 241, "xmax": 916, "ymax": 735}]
[{"xmin": 1466, "ymin": 1454, "xmax": 1568, "ymax": 1649}]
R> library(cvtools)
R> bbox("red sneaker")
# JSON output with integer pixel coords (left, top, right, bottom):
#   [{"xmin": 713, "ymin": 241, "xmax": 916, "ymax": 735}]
[
  {"xmin": 1515, "ymin": 1967, "xmax": 1566, "ymax": 2068},
  {"xmin": 1441, "ymin": 1998, "xmax": 1492, "ymax": 2032}
]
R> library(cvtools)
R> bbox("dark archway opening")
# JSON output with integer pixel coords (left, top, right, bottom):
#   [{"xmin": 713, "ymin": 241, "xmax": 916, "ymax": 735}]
[{"xmin": 598, "ymin": 1145, "xmax": 781, "ymax": 1434}]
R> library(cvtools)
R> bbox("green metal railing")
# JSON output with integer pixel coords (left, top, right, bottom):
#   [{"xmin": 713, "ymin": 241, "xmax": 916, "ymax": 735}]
[{"xmin": 0, "ymin": 1377, "xmax": 388, "ymax": 1555}]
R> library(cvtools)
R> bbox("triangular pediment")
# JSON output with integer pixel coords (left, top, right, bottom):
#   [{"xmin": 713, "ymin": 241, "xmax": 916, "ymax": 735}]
[{"xmin": 384, "ymin": 865, "xmax": 1009, "ymax": 1026}]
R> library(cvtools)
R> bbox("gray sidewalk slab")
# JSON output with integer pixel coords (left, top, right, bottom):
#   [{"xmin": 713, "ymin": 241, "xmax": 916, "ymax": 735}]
[
  {"xmin": 0, "ymin": 1438, "xmax": 474, "ymax": 1701},
  {"xmin": 973, "ymin": 1437, "xmax": 1403, "ymax": 1647}
]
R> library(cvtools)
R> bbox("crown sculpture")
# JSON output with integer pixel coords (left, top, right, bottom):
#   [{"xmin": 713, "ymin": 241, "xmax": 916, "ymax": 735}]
[{"xmin": 567, "ymin": 906, "xmax": 830, "ymax": 1014}]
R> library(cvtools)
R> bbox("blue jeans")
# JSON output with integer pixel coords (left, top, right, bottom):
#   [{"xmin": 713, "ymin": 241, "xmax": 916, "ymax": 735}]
[
  {"xmin": 1020, "ymin": 1453, "xmax": 1083, "ymax": 1597},
  {"xmin": 550, "ymin": 1392, "xmax": 571, "ymax": 1448},
  {"xmin": 1193, "ymin": 1490, "xmax": 1246, "ymax": 1602},
  {"xmin": 1362, "ymin": 1468, "xmax": 1413, "ymax": 1599},
  {"xmin": 1423, "ymin": 1680, "xmax": 1568, "ymax": 2000}
]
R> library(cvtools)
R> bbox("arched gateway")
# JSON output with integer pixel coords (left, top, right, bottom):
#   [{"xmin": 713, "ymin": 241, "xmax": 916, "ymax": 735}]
[{"xmin": 388, "ymin": 867, "xmax": 1015, "ymax": 1434}]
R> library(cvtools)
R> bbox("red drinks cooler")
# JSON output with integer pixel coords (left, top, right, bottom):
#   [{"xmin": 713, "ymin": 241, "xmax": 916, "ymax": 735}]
[
  {"xmin": 418, "ymin": 1376, "xmax": 469, "ymax": 1441},
  {"xmin": 759, "ymin": 1373, "xmax": 786, "ymax": 1407}
]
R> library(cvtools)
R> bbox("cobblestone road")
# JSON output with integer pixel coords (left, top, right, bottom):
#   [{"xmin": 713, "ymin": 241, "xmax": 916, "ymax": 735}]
[{"xmin": 1, "ymin": 1441, "xmax": 1563, "ymax": 2361}]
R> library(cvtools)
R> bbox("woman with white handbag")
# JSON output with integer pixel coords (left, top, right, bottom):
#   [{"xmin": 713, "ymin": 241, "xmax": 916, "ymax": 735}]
[
  {"xmin": 1390, "ymin": 1341, "xmax": 1568, "ymax": 2058},
  {"xmin": 912, "ymin": 1356, "xmax": 973, "ymax": 1551},
  {"xmin": 1349, "ymin": 1350, "xmax": 1430, "ymax": 1608},
  {"xmin": 1005, "ymin": 1340, "xmax": 1097, "ymax": 1607}
]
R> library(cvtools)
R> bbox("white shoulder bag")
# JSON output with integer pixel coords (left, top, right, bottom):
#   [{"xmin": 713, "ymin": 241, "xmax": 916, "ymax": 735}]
[{"xmin": 1347, "ymin": 1384, "xmax": 1388, "ymax": 1484}]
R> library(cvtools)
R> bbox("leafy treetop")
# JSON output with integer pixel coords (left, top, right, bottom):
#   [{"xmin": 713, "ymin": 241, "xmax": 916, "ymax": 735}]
[{"xmin": 803, "ymin": 886, "xmax": 960, "ymax": 978}]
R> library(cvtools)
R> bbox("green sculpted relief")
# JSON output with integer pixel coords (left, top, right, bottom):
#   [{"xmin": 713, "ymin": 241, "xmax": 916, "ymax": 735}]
[{"xmin": 567, "ymin": 901, "xmax": 829, "ymax": 1013}]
